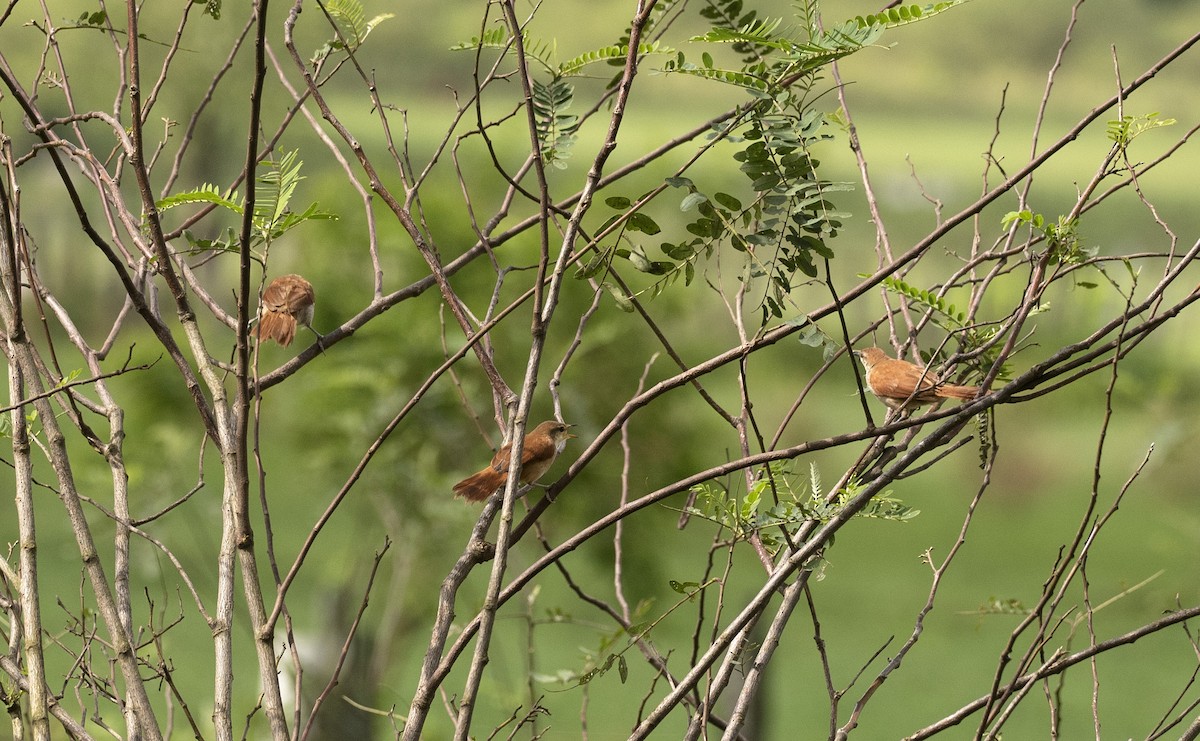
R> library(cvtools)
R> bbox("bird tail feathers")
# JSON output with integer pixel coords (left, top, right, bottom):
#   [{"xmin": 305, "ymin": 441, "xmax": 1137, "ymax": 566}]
[
  {"xmin": 452, "ymin": 468, "xmax": 505, "ymax": 502},
  {"xmin": 254, "ymin": 311, "xmax": 298, "ymax": 347},
  {"xmin": 936, "ymin": 383, "xmax": 978, "ymax": 400}
]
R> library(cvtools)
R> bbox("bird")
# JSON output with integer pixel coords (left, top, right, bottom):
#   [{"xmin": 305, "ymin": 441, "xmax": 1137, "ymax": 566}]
[
  {"xmin": 253, "ymin": 274, "xmax": 316, "ymax": 347},
  {"xmin": 855, "ymin": 346, "xmax": 979, "ymax": 411},
  {"xmin": 452, "ymin": 420, "xmax": 575, "ymax": 502}
]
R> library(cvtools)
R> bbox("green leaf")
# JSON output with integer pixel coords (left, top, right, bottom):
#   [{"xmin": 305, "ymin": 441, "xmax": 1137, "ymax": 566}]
[
  {"xmin": 601, "ymin": 281, "xmax": 635, "ymax": 312},
  {"xmin": 690, "ymin": 18, "xmax": 784, "ymax": 47},
  {"xmin": 532, "ymin": 78, "xmax": 580, "ymax": 168},
  {"xmin": 575, "ymin": 251, "xmax": 611, "ymax": 280},
  {"xmin": 854, "ymin": 1, "xmax": 969, "ymax": 30},
  {"xmin": 680, "ymin": 192, "xmax": 708, "ymax": 212},
  {"xmin": 627, "ymin": 250, "xmax": 652, "ymax": 272},
  {"xmin": 627, "ymin": 212, "xmax": 662, "ymax": 235},
  {"xmin": 714, "ymin": 192, "xmax": 742, "ymax": 211},
  {"xmin": 796, "ymin": 326, "xmax": 826, "ymax": 347},
  {"xmin": 669, "ymin": 580, "xmax": 701, "ymax": 595},
  {"xmin": 559, "ymin": 42, "xmax": 673, "ymax": 77},
  {"xmin": 311, "ymin": 0, "xmax": 393, "ymax": 64},
  {"xmin": 661, "ymin": 241, "xmax": 696, "ymax": 260},
  {"xmin": 156, "ymin": 183, "xmax": 242, "ymax": 214}
]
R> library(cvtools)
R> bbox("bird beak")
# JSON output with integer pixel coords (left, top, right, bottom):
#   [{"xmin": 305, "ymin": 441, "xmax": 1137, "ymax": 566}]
[{"xmin": 565, "ymin": 423, "xmax": 577, "ymax": 438}]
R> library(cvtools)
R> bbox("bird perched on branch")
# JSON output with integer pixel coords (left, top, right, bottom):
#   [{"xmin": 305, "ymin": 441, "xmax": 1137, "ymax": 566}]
[
  {"xmin": 253, "ymin": 274, "xmax": 316, "ymax": 347},
  {"xmin": 855, "ymin": 346, "xmax": 979, "ymax": 411},
  {"xmin": 452, "ymin": 420, "xmax": 575, "ymax": 502}
]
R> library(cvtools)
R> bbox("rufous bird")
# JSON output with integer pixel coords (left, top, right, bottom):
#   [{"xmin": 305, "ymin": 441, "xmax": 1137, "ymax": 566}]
[
  {"xmin": 253, "ymin": 274, "xmax": 317, "ymax": 347},
  {"xmin": 452, "ymin": 420, "xmax": 575, "ymax": 502},
  {"xmin": 855, "ymin": 346, "xmax": 979, "ymax": 411}
]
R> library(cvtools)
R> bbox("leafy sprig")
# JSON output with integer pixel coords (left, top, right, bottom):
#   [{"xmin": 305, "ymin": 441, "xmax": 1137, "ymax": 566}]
[{"xmin": 156, "ymin": 150, "xmax": 337, "ymax": 259}]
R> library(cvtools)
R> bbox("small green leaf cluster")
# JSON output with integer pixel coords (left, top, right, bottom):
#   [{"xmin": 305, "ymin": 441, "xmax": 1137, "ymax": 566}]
[
  {"xmin": 626, "ymin": 1, "xmax": 969, "ymax": 318},
  {"xmin": 575, "ymin": 104, "xmax": 849, "ymax": 318},
  {"xmin": 969, "ymin": 597, "xmax": 1031, "ymax": 616},
  {"xmin": 310, "ymin": 0, "xmax": 394, "ymax": 67},
  {"xmin": 186, "ymin": 0, "xmax": 221, "ymax": 20},
  {"xmin": 734, "ymin": 106, "xmax": 850, "ymax": 318},
  {"xmin": 574, "ymin": 192, "xmax": 699, "ymax": 310},
  {"xmin": 661, "ymin": 50, "xmax": 771, "ymax": 92},
  {"xmin": 876, "ymin": 276, "xmax": 1011, "ymax": 381},
  {"xmin": 532, "ymin": 597, "xmax": 663, "ymax": 690},
  {"xmin": 1002, "ymin": 209, "xmax": 1092, "ymax": 266},
  {"xmin": 532, "ymin": 78, "xmax": 580, "ymax": 170},
  {"xmin": 75, "ymin": 9, "xmax": 108, "ymax": 27},
  {"xmin": 1106, "ymin": 111, "xmax": 1176, "ymax": 149},
  {"xmin": 0, "ymin": 407, "xmax": 41, "ymax": 440},
  {"xmin": 683, "ymin": 463, "xmax": 918, "ymax": 557},
  {"xmin": 537, "ymin": 640, "xmax": 631, "ymax": 689},
  {"xmin": 698, "ymin": 0, "xmax": 773, "ymax": 61},
  {"xmin": 156, "ymin": 150, "xmax": 337, "ymax": 260},
  {"xmin": 453, "ymin": 28, "xmax": 670, "ymax": 80},
  {"xmin": 881, "ymin": 276, "xmax": 967, "ymax": 329},
  {"xmin": 854, "ymin": 1, "xmax": 970, "ymax": 30},
  {"xmin": 795, "ymin": 323, "xmax": 841, "ymax": 362},
  {"xmin": 451, "ymin": 29, "xmax": 670, "ymax": 169},
  {"xmin": 665, "ymin": 17, "xmax": 884, "ymax": 91}
]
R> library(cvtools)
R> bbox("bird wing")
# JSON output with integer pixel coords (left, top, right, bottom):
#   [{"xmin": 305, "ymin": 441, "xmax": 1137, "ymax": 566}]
[
  {"xmin": 491, "ymin": 436, "xmax": 554, "ymax": 473},
  {"xmin": 874, "ymin": 361, "xmax": 939, "ymax": 399}
]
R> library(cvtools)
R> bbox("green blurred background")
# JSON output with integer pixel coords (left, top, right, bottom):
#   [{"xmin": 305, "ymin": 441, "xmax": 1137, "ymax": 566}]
[{"xmin": 3, "ymin": 0, "xmax": 1199, "ymax": 738}]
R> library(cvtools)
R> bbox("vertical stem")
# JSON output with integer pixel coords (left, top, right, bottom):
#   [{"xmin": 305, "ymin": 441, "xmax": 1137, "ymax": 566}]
[
  {"xmin": 1, "ymin": 131, "xmax": 50, "ymax": 741},
  {"xmin": 232, "ymin": 1, "xmax": 289, "ymax": 739},
  {"xmin": 8, "ymin": 361, "xmax": 49, "ymax": 741}
]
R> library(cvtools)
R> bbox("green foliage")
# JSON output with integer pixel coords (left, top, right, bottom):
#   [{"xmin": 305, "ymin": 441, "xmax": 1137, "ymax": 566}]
[
  {"xmin": 734, "ymin": 106, "xmax": 851, "ymax": 319},
  {"xmin": 575, "ymin": 193, "xmax": 699, "ymax": 309},
  {"xmin": 194, "ymin": 0, "xmax": 221, "ymax": 20},
  {"xmin": 875, "ymin": 275, "xmax": 1012, "ymax": 382},
  {"xmin": 598, "ymin": 282, "xmax": 635, "ymax": 312},
  {"xmin": 157, "ymin": 183, "xmax": 242, "ymax": 214},
  {"xmin": 452, "ymin": 29, "xmax": 671, "ymax": 79},
  {"xmin": 311, "ymin": 0, "xmax": 394, "ymax": 66},
  {"xmin": 657, "ymin": 0, "xmax": 972, "ymax": 319},
  {"xmin": 533, "ymin": 588, "xmax": 701, "ymax": 690},
  {"xmin": 660, "ymin": 53, "xmax": 771, "ymax": 92},
  {"xmin": 1002, "ymin": 209, "xmax": 1092, "ymax": 266},
  {"xmin": 452, "ymin": 28, "xmax": 669, "ymax": 169},
  {"xmin": 854, "ymin": 1, "xmax": 972, "ymax": 29},
  {"xmin": 881, "ymin": 276, "xmax": 967, "ymax": 330},
  {"xmin": 690, "ymin": 18, "xmax": 786, "ymax": 50},
  {"xmin": 794, "ymin": 323, "xmax": 840, "ymax": 362},
  {"xmin": 682, "ymin": 463, "xmax": 919, "ymax": 557},
  {"xmin": 156, "ymin": 150, "xmax": 337, "ymax": 260},
  {"xmin": 1106, "ymin": 111, "xmax": 1176, "ymax": 149},
  {"xmin": 560, "ymin": 0, "xmax": 967, "ymax": 318},
  {"xmin": 582, "ymin": 99, "xmax": 850, "ymax": 319},
  {"xmin": 532, "ymin": 78, "xmax": 580, "ymax": 169},
  {"xmin": 75, "ymin": 9, "xmax": 108, "ymax": 27},
  {"xmin": 681, "ymin": 0, "xmax": 972, "ymax": 88},
  {"xmin": 697, "ymin": 0, "xmax": 770, "ymax": 61},
  {"xmin": 666, "ymin": 19, "xmax": 884, "ymax": 90},
  {"xmin": 558, "ymin": 43, "xmax": 672, "ymax": 77},
  {"xmin": 451, "ymin": 28, "xmax": 555, "ymax": 70},
  {"xmin": 969, "ymin": 597, "xmax": 1031, "ymax": 616}
]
